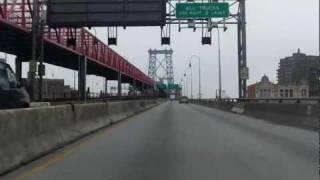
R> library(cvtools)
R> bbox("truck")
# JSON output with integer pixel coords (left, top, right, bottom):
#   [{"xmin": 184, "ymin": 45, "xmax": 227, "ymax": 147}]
[{"xmin": 0, "ymin": 61, "xmax": 30, "ymax": 109}]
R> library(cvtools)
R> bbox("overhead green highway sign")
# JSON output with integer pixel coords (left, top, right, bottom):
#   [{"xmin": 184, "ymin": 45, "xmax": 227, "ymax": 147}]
[{"xmin": 176, "ymin": 3, "xmax": 229, "ymax": 19}]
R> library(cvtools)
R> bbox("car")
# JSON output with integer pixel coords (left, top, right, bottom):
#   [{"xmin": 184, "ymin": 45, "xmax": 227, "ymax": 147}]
[
  {"xmin": 179, "ymin": 96, "xmax": 189, "ymax": 104},
  {"xmin": 0, "ymin": 62, "xmax": 30, "ymax": 109},
  {"xmin": 169, "ymin": 94, "xmax": 176, "ymax": 101}
]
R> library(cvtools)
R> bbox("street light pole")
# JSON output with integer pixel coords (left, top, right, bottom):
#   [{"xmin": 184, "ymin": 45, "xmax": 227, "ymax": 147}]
[
  {"xmin": 217, "ymin": 28, "xmax": 222, "ymax": 99},
  {"xmin": 208, "ymin": 23, "xmax": 224, "ymax": 100},
  {"xmin": 189, "ymin": 62, "xmax": 193, "ymax": 99},
  {"xmin": 184, "ymin": 85, "xmax": 186, "ymax": 96},
  {"xmin": 184, "ymin": 73, "xmax": 188, "ymax": 98},
  {"xmin": 180, "ymin": 79, "xmax": 184, "ymax": 96},
  {"xmin": 190, "ymin": 55, "xmax": 201, "ymax": 99}
]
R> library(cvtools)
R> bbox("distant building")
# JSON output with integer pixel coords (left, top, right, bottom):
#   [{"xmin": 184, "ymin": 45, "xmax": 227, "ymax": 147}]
[
  {"xmin": 277, "ymin": 49, "xmax": 320, "ymax": 96},
  {"xmin": 248, "ymin": 75, "xmax": 276, "ymax": 98},
  {"xmin": 247, "ymin": 84, "xmax": 256, "ymax": 98},
  {"xmin": 248, "ymin": 74, "xmax": 310, "ymax": 99},
  {"xmin": 276, "ymin": 81, "xmax": 309, "ymax": 98},
  {"xmin": 23, "ymin": 78, "xmax": 75, "ymax": 99},
  {"xmin": 256, "ymin": 75, "xmax": 277, "ymax": 98}
]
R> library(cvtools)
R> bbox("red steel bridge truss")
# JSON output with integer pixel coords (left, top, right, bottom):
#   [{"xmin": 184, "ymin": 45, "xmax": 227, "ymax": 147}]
[{"xmin": 0, "ymin": 0, "xmax": 154, "ymax": 88}]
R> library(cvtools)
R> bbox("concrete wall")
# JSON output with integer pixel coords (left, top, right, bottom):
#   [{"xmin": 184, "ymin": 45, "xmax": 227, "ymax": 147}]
[
  {"xmin": 243, "ymin": 103, "xmax": 319, "ymax": 130},
  {"xmin": 0, "ymin": 99, "xmax": 158, "ymax": 175},
  {"xmin": 191, "ymin": 100, "xmax": 319, "ymax": 131}
]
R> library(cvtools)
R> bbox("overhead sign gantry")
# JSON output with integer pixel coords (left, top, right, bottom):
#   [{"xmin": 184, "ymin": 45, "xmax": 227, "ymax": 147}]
[
  {"xmin": 47, "ymin": 0, "xmax": 166, "ymax": 27},
  {"xmin": 46, "ymin": 0, "xmax": 248, "ymax": 98}
]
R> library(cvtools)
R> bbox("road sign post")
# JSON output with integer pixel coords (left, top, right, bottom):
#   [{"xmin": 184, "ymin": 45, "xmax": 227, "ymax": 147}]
[{"xmin": 176, "ymin": 3, "xmax": 229, "ymax": 19}]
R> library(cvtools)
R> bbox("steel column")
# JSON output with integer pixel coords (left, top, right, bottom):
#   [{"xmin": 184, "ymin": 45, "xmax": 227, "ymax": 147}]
[
  {"xmin": 237, "ymin": 0, "xmax": 247, "ymax": 98},
  {"xmin": 142, "ymin": 83, "xmax": 145, "ymax": 96},
  {"xmin": 78, "ymin": 56, "xmax": 87, "ymax": 101},
  {"xmin": 133, "ymin": 79, "xmax": 137, "ymax": 97},
  {"xmin": 105, "ymin": 78, "xmax": 108, "ymax": 95},
  {"xmin": 29, "ymin": 0, "xmax": 40, "ymax": 101},
  {"xmin": 15, "ymin": 57, "xmax": 22, "ymax": 83},
  {"xmin": 117, "ymin": 72, "xmax": 122, "ymax": 97}
]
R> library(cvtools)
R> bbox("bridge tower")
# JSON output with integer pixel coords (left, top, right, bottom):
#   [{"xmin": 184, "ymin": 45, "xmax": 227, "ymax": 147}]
[{"xmin": 148, "ymin": 49, "xmax": 174, "ymax": 84}]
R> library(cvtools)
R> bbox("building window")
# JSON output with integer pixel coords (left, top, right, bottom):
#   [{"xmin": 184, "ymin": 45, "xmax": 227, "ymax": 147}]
[
  {"xmin": 280, "ymin": 89, "xmax": 284, "ymax": 97},
  {"xmin": 260, "ymin": 90, "xmax": 264, "ymax": 98},
  {"xmin": 289, "ymin": 89, "xmax": 293, "ymax": 97},
  {"xmin": 301, "ymin": 89, "xmax": 307, "ymax": 97},
  {"xmin": 285, "ymin": 89, "xmax": 289, "ymax": 97}
]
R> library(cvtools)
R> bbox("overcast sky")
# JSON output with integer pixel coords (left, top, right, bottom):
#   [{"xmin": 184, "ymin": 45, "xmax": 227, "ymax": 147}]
[
  {"xmin": 6, "ymin": 0, "xmax": 319, "ymax": 98},
  {"xmin": 110, "ymin": 0, "xmax": 319, "ymax": 98}
]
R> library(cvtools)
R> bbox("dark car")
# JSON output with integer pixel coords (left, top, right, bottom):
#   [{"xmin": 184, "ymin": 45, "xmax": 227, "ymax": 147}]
[
  {"xmin": 179, "ymin": 96, "xmax": 189, "ymax": 104},
  {"xmin": 0, "ymin": 62, "xmax": 30, "ymax": 109}
]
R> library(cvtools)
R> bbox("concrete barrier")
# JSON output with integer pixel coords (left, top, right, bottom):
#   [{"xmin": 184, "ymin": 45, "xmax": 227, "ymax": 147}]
[
  {"xmin": 108, "ymin": 99, "xmax": 157, "ymax": 123},
  {"xmin": 191, "ymin": 100, "xmax": 319, "ymax": 131},
  {"xmin": 243, "ymin": 103, "xmax": 319, "ymax": 130},
  {"xmin": 0, "ymin": 105, "xmax": 74, "ymax": 174},
  {"xmin": 231, "ymin": 103, "xmax": 245, "ymax": 114},
  {"xmin": 0, "ymin": 99, "xmax": 158, "ymax": 175},
  {"xmin": 73, "ymin": 103, "xmax": 110, "ymax": 134}
]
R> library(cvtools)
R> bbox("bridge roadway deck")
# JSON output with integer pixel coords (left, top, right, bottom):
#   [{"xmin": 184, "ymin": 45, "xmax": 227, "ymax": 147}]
[{"xmin": 5, "ymin": 102, "xmax": 317, "ymax": 180}]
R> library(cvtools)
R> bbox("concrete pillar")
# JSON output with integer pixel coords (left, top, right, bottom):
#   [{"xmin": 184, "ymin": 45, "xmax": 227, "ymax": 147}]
[
  {"xmin": 15, "ymin": 57, "xmax": 22, "ymax": 83},
  {"xmin": 117, "ymin": 72, "xmax": 122, "ymax": 97},
  {"xmin": 78, "ymin": 56, "xmax": 87, "ymax": 101}
]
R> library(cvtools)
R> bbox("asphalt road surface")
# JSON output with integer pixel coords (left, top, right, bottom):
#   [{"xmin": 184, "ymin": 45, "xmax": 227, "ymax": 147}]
[{"xmin": 6, "ymin": 102, "xmax": 318, "ymax": 180}]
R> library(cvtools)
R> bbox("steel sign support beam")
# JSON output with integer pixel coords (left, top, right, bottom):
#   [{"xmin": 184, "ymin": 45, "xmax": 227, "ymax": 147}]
[
  {"xmin": 237, "ymin": 0, "xmax": 247, "ymax": 98},
  {"xmin": 29, "ymin": 0, "xmax": 40, "ymax": 101}
]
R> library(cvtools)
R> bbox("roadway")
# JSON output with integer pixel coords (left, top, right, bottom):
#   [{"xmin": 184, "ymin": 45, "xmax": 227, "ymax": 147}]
[{"xmin": 5, "ymin": 102, "xmax": 318, "ymax": 180}]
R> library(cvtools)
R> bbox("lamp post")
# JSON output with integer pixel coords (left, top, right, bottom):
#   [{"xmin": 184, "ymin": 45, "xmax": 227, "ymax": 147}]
[
  {"xmin": 208, "ymin": 23, "xmax": 226, "ymax": 100},
  {"xmin": 189, "ymin": 55, "xmax": 201, "ymax": 99},
  {"xmin": 189, "ymin": 62, "xmax": 193, "ymax": 99},
  {"xmin": 217, "ymin": 28, "xmax": 222, "ymax": 100},
  {"xmin": 184, "ymin": 73, "xmax": 189, "ymax": 98},
  {"xmin": 180, "ymin": 79, "xmax": 184, "ymax": 96}
]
